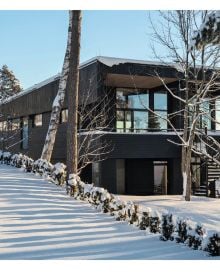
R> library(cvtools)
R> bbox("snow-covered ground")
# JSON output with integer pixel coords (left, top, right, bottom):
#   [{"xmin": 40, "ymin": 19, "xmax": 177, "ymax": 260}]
[
  {"xmin": 0, "ymin": 164, "xmax": 218, "ymax": 260},
  {"xmin": 119, "ymin": 195, "xmax": 220, "ymax": 232}
]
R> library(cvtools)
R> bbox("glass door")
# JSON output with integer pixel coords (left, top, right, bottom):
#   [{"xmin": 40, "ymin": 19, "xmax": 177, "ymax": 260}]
[{"xmin": 154, "ymin": 161, "xmax": 167, "ymax": 194}]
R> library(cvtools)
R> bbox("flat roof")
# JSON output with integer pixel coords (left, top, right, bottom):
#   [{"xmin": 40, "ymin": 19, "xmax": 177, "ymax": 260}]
[{"xmin": 0, "ymin": 56, "xmax": 181, "ymax": 106}]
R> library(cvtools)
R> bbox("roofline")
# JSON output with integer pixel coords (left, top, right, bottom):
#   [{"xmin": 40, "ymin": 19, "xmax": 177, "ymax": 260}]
[{"xmin": 0, "ymin": 56, "xmax": 182, "ymax": 106}]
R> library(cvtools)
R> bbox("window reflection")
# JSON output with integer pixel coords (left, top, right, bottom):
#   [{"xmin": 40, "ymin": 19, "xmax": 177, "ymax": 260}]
[
  {"xmin": 128, "ymin": 94, "xmax": 148, "ymax": 109},
  {"xmin": 133, "ymin": 111, "xmax": 148, "ymax": 132},
  {"xmin": 154, "ymin": 93, "xmax": 167, "ymax": 110},
  {"xmin": 116, "ymin": 89, "xmax": 168, "ymax": 132}
]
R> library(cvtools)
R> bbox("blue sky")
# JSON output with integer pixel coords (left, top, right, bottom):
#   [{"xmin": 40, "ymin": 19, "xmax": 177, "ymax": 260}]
[{"xmin": 0, "ymin": 10, "xmax": 158, "ymax": 89}]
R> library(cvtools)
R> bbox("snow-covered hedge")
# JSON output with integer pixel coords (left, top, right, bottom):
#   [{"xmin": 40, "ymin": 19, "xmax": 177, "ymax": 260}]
[{"xmin": 0, "ymin": 149, "xmax": 219, "ymax": 256}]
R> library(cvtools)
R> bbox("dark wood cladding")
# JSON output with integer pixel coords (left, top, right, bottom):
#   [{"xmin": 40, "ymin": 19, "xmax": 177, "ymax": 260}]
[
  {"xmin": 0, "ymin": 61, "xmax": 99, "ymax": 120},
  {"xmin": 1, "ymin": 80, "xmax": 59, "ymax": 119},
  {"xmin": 101, "ymin": 133, "xmax": 181, "ymax": 159}
]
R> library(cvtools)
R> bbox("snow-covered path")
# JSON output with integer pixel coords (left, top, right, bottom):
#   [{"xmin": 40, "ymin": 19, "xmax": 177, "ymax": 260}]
[{"xmin": 0, "ymin": 165, "xmax": 215, "ymax": 260}]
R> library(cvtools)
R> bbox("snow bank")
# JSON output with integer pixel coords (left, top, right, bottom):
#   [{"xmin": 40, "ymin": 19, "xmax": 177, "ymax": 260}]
[{"xmin": 0, "ymin": 150, "xmax": 219, "ymax": 257}]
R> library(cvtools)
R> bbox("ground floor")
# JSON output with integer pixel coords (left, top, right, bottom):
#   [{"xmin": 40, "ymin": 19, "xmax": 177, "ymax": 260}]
[
  {"xmin": 81, "ymin": 158, "xmax": 183, "ymax": 195},
  {"xmin": 81, "ymin": 157, "xmax": 220, "ymax": 196}
]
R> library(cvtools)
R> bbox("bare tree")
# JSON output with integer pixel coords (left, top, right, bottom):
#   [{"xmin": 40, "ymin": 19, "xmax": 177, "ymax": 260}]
[
  {"xmin": 148, "ymin": 10, "xmax": 220, "ymax": 201},
  {"xmin": 0, "ymin": 115, "xmax": 26, "ymax": 151},
  {"xmin": 77, "ymin": 88, "xmax": 114, "ymax": 175},
  {"xmin": 66, "ymin": 10, "xmax": 82, "ymax": 177},
  {"xmin": 41, "ymin": 11, "xmax": 75, "ymax": 162}
]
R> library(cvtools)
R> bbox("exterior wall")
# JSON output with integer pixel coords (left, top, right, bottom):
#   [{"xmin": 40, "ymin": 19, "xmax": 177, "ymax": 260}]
[
  {"xmin": 0, "ymin": 59, "xmax": 206, "ymax": 195},
  {"xmin": 102, "ymin": 133, "xmax": 181, "ymax": 159}
]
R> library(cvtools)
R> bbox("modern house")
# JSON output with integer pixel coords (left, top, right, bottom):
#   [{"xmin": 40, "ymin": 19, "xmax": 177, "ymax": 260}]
[{"xmin": 1, "ymin": 56, "xmax": 220, "ymax": 195}]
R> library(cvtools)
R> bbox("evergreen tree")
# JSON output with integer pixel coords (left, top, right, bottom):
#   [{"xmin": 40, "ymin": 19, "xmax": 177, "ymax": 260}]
[
  {"xmin": 192, "ymin": 11, "xmax": 220, "ymax": 49},
  {"xmin": 148, "ymin": 112, "xmax": 161, "ymax": 131},
  {"xmin": 0, "ymin": 65, "xmax": 22, "ymax": 102}
]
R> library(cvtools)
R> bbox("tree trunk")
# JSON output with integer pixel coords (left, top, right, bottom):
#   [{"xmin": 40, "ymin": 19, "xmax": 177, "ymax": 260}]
[
  {"xmin": 183, "ymin": 152, "xmax": 192, "ymax": 201},
  {"xmin": 41, "ymin": 11, "xmax": 73, "ymax": 162},
  {"xmin": 66, "ymin": 11, "xmax": 82, "ymax": 176}
]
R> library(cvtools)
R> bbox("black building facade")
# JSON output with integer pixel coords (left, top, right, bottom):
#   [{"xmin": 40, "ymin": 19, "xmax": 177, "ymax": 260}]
[{"xmin": 1, "ymin": 56, "xmax": 220, "ymax": 195}]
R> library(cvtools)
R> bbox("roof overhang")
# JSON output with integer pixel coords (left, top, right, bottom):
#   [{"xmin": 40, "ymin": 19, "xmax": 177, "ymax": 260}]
[{"xmin": 104, "ymin": 73, "xmax": 178, "ymax": 89}]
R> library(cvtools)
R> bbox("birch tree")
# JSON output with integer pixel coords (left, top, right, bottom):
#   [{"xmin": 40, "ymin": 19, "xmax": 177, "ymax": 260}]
[
  {"xmin": 41, "ymin": 11, "xmax": 74, "ymax": 161},
  {"xmin": 149, "ymin": 10, "xmax": 220, "ymax": 201}
]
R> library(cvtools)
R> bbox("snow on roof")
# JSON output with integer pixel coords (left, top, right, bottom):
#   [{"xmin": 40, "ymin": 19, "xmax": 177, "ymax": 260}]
[
  {"xmin": 0, "ymin": 56, "xmax": 181, "ymax": 106},
  {"xmin": 80, "ymin": 55, "xmax": 182, "ymax": 70}
]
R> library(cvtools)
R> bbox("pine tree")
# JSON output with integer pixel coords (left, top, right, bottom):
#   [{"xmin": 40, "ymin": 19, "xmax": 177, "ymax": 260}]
[
  {"xmin": 0, "ymin": 65, "xmax": 22, "ymax": 102},
  {"xmin": 192, "ymin": 11, "xmax": 220, "ymax": 49},
  {"xmin": 148, "ymin": 112, "xmax": 161, "ymax": 131}
]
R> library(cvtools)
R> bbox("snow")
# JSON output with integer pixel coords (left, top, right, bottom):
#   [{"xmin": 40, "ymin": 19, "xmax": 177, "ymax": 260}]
[
  {"xmin": 119, "ymin": 195, "xmax": 220, "ymax": 232},
  {"xmin": 0, "ymin": 164, "xmax": 216, "ymax": 260},
  {"xmin": 80, "ymin": 56, "xmax": 184, "ymax": 73}
]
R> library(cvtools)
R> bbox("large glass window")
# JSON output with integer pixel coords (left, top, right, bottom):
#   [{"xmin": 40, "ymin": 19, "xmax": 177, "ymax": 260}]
[
  {"xmin": 128, "ymin": 94, "xmax": 149, "ymax": 109},
  {"xmin": 153, "ymin": 92, "xmax": 168, "ymax": 130},
  {"xmin": 133, "ymin": 111, "xmax": 148, "ymax": 132},
  {"xmin": 116, "ymin": 89, "xmax": 168, "ymax": 132}
]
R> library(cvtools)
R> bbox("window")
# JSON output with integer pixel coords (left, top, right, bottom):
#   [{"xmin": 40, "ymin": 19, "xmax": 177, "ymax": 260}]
[
  {"xmin": 61, "ymin": 109, "xmax": 68, "ymax": 123},
  {"xmin": 154, "ymin": 161, "xmax": 167, "ymax": 195},
  {"xmin": 116, "ymin": 88, "xmax": 149, "ymax": 132},
  {"xmin": 21, "ymin": 117, "xmax": 28, "ymax": 149},
  {"xmin": 11, "ymin": 119, "xmax": 20, "ymax": 130},
  {"xmin": 34, "ymin": 114, "xmax": 42, "ymax": 127},
  {"xmin": 116, "ymin": 89, "xmax": 168, "ymax": 132},
  {"xmin": 133, "ymin": 111, "xmax": 148, "ymax": 132},
  {"xmin": 153, "ymin": 92, "xmax": 168, "ymax": 130}
]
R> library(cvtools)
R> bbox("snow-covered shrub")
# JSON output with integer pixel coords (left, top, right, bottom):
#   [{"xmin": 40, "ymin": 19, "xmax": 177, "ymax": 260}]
[
  {"xmin": 109, "ymin": 198, "xmax": 127, "ymax": 220},
  {"xmin": 205, "ymin": 233, "xmax": 220, "ymax": 256},
  {"xmin": 160, "ymin": 213, "xmax": 175, "ymax": 241},
  {"xmin": 100, "ymin": 190, "xmax": 113, "ymax": 213},
  {"xmin": 125, "ymin": 202, "xmax": 139, "ymax": 225},
  {"xmin": 52, "ymin": 162, "xmax": 66, "ymax": 185},
  {"xmin": 149, "ymin": 217, "xmax": 161, "ymax": 233},
  {"xmin": 148, "ymin": 210, "xmax": 161, "ymax": 233},
  {"xmin": 10, "ymin": 153, "xmax": 34, "ymax": 171},
  {"xmin": 186, "ymin": 224, "xmax": 206, "ymax": 250},
  {"xmin": 67, "ymin": 173, "xmax": 81, "ymax": 197},
  {"xmin": 139, "ymin": 210, "xmax": 150, "ymax": 230},
  {"xmin": 1, "ymin": 151, "xmax": 11, "ymax": 164},
  {"xmin": 33, "ymin": 158, "xmax": 53, "ymax": 176},
  {"xmin": 175, "ymin": 219, "xmax": 191, "ymax": 243}
]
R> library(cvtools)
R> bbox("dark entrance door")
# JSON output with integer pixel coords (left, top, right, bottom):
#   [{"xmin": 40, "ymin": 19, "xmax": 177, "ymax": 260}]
[{"xmin": 125, "ymin": 159, "xmax": 154, "ymax": 195}]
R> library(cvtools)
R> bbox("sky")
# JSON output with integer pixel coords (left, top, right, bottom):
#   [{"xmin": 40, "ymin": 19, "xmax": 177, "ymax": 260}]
[{"xmin": 0, "ymin": 10, "xmax": 158, "ymax": 89}]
